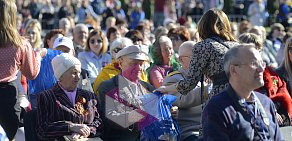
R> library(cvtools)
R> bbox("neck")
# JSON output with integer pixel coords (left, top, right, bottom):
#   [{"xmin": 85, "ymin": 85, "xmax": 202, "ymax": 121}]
[
  {"xmin": 121, "ymin": 72, "xmax": 139, "ymax": 83},
  {"xmin": 58, "ymin": 82, "xmax": 75, "ymax": 92},
  {"xmin": 230, "ymin": 80, "xmax": 253, "ymax": 100}
]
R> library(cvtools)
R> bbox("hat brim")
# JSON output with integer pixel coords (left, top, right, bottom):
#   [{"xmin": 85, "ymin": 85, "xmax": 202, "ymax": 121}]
[{"xmin": 127, "ymin": 53, "xmax": 149, "ymax": 61}]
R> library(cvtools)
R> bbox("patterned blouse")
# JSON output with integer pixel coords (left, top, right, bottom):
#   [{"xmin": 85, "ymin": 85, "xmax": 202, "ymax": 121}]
[{"xmin": 177, "ymin": 37, "xmax": 239, "ymax": 98}]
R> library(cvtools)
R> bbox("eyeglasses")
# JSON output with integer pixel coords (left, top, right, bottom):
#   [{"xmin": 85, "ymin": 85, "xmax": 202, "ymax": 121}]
[
  {"xmin": 234, "ymin": 60, "xmax": 266, "ymax": 69},
  {"xmin": 90, "ymin": 39, "xmax": 102, "ymax": 44},
  {"xmin": 113, "ymin": 47, "xmax": 123, "ymax": 53}
]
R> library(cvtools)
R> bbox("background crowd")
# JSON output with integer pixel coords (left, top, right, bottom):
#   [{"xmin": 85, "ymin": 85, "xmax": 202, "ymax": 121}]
[{"xmin": 0, "ymin": 0, "xmax": 292, "ymax": 140}]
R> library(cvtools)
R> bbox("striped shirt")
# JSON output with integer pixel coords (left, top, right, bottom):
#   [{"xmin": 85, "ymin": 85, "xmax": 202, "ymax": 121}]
[{"xmin": 0, "ymin": 40, "xmax": 41, "ymax": 82}]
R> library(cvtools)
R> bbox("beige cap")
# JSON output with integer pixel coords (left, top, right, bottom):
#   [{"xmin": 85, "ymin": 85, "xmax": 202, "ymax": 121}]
[{"xmin": 116, "ymin": 45, "xmax": 149, "ymax": 61}]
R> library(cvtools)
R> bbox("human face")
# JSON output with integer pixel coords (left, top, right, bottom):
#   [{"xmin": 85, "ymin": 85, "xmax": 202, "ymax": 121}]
[
  {"xmin": 233, "ymin": 48, "xmax": 265, "ymax": 90},
  {"xmin": 119, "ymin": 56, "xmax": 145, "ymax": 75},
  {"xmin": 73, "ymin": 26, "xmax": 88, "ymax": 47},
  {"xmin": 161, "ymin": 42, "xmax": 174, "ymax": 65},
  {"xmin": 48, "ymin": 34, "xmax": 63, "ymax": 49},
  {"xmin": 59, "ymin": 65, "xmax": 81, "ymax": 91},
  {"xmin": 179, "ymin": 51, "xmax": 191, "ymax": 70},
  {"xmin": 55, "ymin": 45, "xmax": 74, "ymax": 56},
  {"xmin": 26, "ymin": 27, "xmax": 38, "ymax": 45},
  {"xmin": 109, "ymin": 31, "xmax": 121, "ymax": 43},
  {"xmin": 89, "ymin": 34, "xmax": 103, "ymax": 55}
]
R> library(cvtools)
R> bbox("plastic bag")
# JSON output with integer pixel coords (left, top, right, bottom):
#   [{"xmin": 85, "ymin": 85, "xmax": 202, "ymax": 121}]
[{"xmin": 140, "ymin": 91, "xmax": 180, "ymax": 141}]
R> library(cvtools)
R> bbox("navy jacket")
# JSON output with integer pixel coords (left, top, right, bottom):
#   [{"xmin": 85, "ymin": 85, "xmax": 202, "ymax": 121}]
[{"xmin": 202, "ymin": 85, "xmax": 283, "ymax": 141}]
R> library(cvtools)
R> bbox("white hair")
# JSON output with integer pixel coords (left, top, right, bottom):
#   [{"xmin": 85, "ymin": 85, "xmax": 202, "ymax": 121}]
[
  {"xmin": 178, "ymin": 41, "xmax": 196, "ymax": 56},
  {"xmin": 110, "ymin": 37, "xmax": 133, "ymax": 58},
  {"xmin": 159, "ymin": 35, "xmax": 172, "ymax": 44}
]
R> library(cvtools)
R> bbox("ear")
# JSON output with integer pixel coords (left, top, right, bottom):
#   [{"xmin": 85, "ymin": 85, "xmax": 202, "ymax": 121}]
[{"xmin": 229, "ymin": 65, "xmax": 238, "ymax": 77}]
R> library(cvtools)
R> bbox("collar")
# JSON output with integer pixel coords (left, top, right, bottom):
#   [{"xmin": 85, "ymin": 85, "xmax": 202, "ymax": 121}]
[{"xmin": 58, "ymin": 82, "xmax": 77, "ymax": 93}]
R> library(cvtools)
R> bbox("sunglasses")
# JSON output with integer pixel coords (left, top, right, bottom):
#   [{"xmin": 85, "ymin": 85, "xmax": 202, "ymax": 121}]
[{"xmin": 90, "ymin": 39, "xmax": 103, "ymax": 44}]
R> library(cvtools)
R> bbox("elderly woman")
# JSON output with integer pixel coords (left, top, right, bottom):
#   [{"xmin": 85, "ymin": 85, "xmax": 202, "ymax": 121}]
[
  {"xmin": 149, "ymin": 35, "xmax": 179, "ymax": 88},
  {"xmin": 24, "ymin": 19, "xmax": 42, "ymax": 50},
  {"xmin": 156, "ymin": 9, "xmax": 238, "ymax": 99},
  {"xmin": 78, "ymin": 29, "xmax": 111, "ymax": 84},
  {"xmin": 36, "ymin": 53, "xmax": 103, "ymax": 140}
]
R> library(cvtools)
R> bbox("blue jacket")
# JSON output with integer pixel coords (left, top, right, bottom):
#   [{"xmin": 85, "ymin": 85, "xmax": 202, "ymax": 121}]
[{"xmin": 202, "ymin": 85, "xmax": 283, "ymax": 141}]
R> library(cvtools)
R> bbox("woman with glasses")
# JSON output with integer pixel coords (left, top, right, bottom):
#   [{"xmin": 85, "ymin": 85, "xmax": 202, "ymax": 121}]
[
  {"xmin": 239, "ymin": 33, "xmax": 292, "ymax": 126},
  {"xmin": 78, "ymin": 29, "xmax": 111, "ymax": 84}
]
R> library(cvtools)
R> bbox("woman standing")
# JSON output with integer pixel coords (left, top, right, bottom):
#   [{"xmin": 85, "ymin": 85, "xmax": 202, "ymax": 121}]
[
  {"xmin": 156, "ymin": 9, "xmax": 238, "ymax": 99},
  {"xmin": 0, "ymin": 0, "xmax": 41, "ymax": 139},
  {"xmin": 78, "ymin": 29, "xmax": 111, "ymax": 84}
]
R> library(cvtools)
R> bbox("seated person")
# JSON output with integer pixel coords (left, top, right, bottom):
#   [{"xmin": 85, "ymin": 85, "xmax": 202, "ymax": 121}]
[
  {"xmin": 36, "ymin": 53, "xmax": 103, "ymax": 140},
  {"xmin": 162, "ymin": 41, "xmax": 208, "ymax": 141},
  {"xmin": 97, "ymin": 45, "xmax": 155, "ymax": 141},
  {"xmin": 148, "ymin": 36, "xmax": 179, "ymax": 88}
]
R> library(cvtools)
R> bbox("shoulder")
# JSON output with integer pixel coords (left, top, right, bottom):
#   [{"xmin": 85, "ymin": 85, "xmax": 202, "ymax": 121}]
[
  {"xmin": 163, "ymin": 71, "xmax": 182, "ymax": 85},
  {"xmin": 205, "ymin": 91, "xmax": 232, "ymax": 112},
  {"xmin": 98, "ymin": 75, "xmax": 117, "ymax": 92},
  {"xmin": 78, "ymin": 51, "xmax": 90, "ymax": 58},
  {"xmin": 77, "ymin": 88, "xmax": 96, "ymax": 99},
  {"xmin": 139, "ymin": 80, "xmax": 155, "ymax": 92},
  {"xmin": 254, "ymin": 92, "xmax": 273, "ymax": 105},
  {"xmin": 167, "ymin": 70, "xmax": 181, "ymax": 77}
]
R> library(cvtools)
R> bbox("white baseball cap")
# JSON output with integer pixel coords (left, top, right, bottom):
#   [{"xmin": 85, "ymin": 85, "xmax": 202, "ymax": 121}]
[{"xmin": 53, "ymin": 36, "xmax": 74, "ymax": 50}]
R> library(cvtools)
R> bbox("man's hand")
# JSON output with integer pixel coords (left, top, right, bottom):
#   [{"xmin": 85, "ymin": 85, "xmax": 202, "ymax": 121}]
[{"xmin": 69, "ymin": 123, "xmax": 91, "ymax": 138}]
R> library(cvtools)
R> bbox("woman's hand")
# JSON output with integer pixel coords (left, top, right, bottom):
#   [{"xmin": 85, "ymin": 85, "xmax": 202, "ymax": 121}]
[
  {"xmin": 69, "ymin": 123, "xmax": 91, "ymax": 138},
  {"xmin": 154, "ymin": 83, "xmax": 178, "ymax": 94}
]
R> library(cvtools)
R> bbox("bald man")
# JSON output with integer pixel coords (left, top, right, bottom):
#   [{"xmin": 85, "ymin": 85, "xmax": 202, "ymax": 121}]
[{"xmin": 162, "ymin": 41, "xmax": 209, "ymax": 141}]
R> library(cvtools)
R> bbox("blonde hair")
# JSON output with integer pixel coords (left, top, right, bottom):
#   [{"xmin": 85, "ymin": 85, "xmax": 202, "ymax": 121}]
[
  {"xmin": 0, "ymin": 0, "xmax": 23, "ymax": 48},
  {"xmin": 24, "ymin": 19, "xmax": 42, "ymax": 49},
  {"xmin": 197, "ymin": 9, "xmax": 236, "ymax": 41},
  {"xmin": 283, "ymin": 37, "xmax": 292, "ymax": 78},
  {"xmin": 238, "ymin": 33, "xmax": 263, "ymax": 51}
]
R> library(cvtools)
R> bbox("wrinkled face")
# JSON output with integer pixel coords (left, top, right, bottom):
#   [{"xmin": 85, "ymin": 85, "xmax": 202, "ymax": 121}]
[
  {"xmin": 48, "ymin": 34, "xmax": 63, "ymax": 49},
  {"xmin": 89, "ymin": 34, "xmax": 103, "ymax": 55},
  {"xmin": 119, "ymin": 56, "xmax": 145, "ymax": 75},
  {"xmin": 26, "ymin": 27, "xmax": 38, "ymax": 46},
  {"xmin": 233, "ymin": 48, "xmax": 265, "ymax": 90},
  {"xmin": 160, "ymin": 41, "xmax": 174, "ymax": 65},
  {"xmin": 59, "ymin": 65, "xmax": 81, "ymax": 91},
  {"xmin": 179, "ymin": 49, "xmax": 192, "ymax": 70},
  {"xmin": 73, "ymin": 26, "xmax": 88, "ymax": 47}
]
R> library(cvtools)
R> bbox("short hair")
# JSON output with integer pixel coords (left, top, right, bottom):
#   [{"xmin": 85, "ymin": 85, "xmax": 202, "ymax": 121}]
[
  {"xmin": 197, "ymin": 9, "xmax": 236, "ymax": 41},
  {"xmin": 270, "ymin": 23, "xmax": 285, "ymax": 33},
  {"xmin": 154, "ymin": 26, "xmax": 168, "ymax": 40},
  {"xmin": 85, "ymin": 29, "xmax": 108, "ymax": 54},
  {"xmin": 106, "ymin": 26, "xmax": 118, "ymax": 40},
  {"xmin": 43, "ymin": 29, "xmax": 64, "ymax": 48},
  {"xmin": 125, "ymin": 30, "xmax": 144, "ymax": 44},
  {"xmin": 73, "ymin": 24, "xmax": 88, "ymax": 33},
  {"xmin": 223, "ymin": 44, "xmax": 256, "ymax": 79},
  {"xmin": 110, "ymin": 37, "xmax": 133, "ymax": 56},
  {"xmin": 238, "ymin": 33, "xmax": 263, "ymax": 51},
  {"xmin": 178, "ymin": 41, "xmax": 196, "ymax": 56}
]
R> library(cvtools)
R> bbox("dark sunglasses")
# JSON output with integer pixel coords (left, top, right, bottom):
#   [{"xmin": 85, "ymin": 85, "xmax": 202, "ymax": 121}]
[
  {"xmin": 90, "ymin": 39, "xmax": 103, "ymax": 44},
  {"xmin": 113, "ymin": 48, "xmax": 123, "ymax": 53}
]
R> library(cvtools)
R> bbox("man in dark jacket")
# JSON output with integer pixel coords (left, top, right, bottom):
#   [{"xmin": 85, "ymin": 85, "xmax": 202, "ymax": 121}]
[
  {"xmin": 202, "ymin": 44, "xmax": 283, "ymax": 140},
  {"xmin": 97, "ymin": 45, "xmax": 155, "ymax": 141}
]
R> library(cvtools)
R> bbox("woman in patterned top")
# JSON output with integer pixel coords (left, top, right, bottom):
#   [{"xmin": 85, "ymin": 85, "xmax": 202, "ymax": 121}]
[{"xmin": 156, "ymin": 9, "xmax": 238, "ymax": 99}]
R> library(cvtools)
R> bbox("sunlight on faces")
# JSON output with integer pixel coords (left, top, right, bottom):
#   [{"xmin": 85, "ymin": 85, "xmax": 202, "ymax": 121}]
[
  {"xmin": 119, "ymin": 56, "xmax": 146, "ymax": 75},
  {"xmin": 59, "ymin": 65, "xmax": 81, "ymax": 91},
  {"xmin": 161, "ymin": 41, "xmax": 174, "ymax": 65},
  {"xmin": 231, "ymin": 48, "xmax": 265, "ymax": 90},
  {"xmin": 55, "ymin": 45, "xmax": 74, "ymax": 56},
  {"xmin": 74, "ymin": 25, "xmax": 88, "ymax": 47},
  {"xmin": 178, "ymin": 41, "xmax": 195, "ymax": 70},
  {"xmin": 26, "ymin": 27, "xmax": 38, "ymax": 45},
  {"xmin": 89, "ymin": 34, "xmax": 103, "ymax": 55}
]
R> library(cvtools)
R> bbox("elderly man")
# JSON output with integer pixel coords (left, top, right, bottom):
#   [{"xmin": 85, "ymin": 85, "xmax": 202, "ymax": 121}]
[
  {"xmin": 73, "ymin": 24, "xmax": 89, "ymax": 56},
  {"xmin": 93, "ymin": 38, "xmax": 148, "ymax": 95},
  {"xmin": 35, "ymin": 53, "xmax": 103, "ymax": 140},
  {"xmin": 162, "ymin": 41, "xmax": 208, "ymax": 141},
  {"xmin": 202, "ymin": 44, "xmax": 283, "ymax": 140},
  {"xmin": 97, "ymin": 45, "xmax": 155, "ymax": 141}
]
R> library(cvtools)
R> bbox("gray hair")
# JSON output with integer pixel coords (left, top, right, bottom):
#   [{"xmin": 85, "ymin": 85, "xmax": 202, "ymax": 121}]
[
  {"xmin": 73, "ymin": 23, "xmax": 88, "ymax": 33},
  {"xmin": 223, "ymin": 44, "xmax": 256, "ymax": 79},
  {"xmin": 110, "ymin": 37, "xmax": 133, "ymax": 58}
]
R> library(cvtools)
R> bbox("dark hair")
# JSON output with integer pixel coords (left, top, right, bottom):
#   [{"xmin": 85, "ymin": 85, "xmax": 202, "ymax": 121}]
[
  {"xmin": 43, "ymin": 29, "xmax": 64, "ymax": 48},
  {"xmin": 106, "ymin": 26, "xmax": 118, "ymax": 41},
  {"xmin": 125, "ymin": 30, "xmax": 144, "ymax": 43},
  {"xmin": 198, "ymin": 9, "xmax": 235, "ymax": 41},
  {"xmin": 167, "ymin": 26, "xmax": 190, "ymax": 41}
]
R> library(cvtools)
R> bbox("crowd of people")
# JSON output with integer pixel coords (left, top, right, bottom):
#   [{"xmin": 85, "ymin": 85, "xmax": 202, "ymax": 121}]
[{"xmin": 0, "ymin": 0, "xmax": 291, "ymax": 141}]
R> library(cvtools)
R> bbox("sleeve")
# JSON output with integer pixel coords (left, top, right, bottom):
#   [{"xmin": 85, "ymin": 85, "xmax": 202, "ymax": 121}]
[
  {"xmin": 20, "ymin": 40, "xmax": 41, "ymax": 80},
  {"xmin": 149, "ymin": 66, "xmax": 164, "ymax": 88},
  {"xmin": 202, "ymin": 103, "xmax": 230, "ymax": 141},
  {"xmin": 78, "ymin": 53, "xmax": 95, "ymax": 83},
  {"xmin": 176, "ymin": 42, "xmax": 209, "ymax": 95},
  {"xmin": 86, "ymin": 93, "xmax": 103, "ymax": 137},
  {"xmin": 36, "ymin": 92, "xmax": 72, "ymax": 140}
]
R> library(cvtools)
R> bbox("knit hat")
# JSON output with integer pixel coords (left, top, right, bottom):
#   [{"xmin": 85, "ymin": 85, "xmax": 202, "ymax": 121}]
[
  {"xmin": 51, "ymin": 53, "xmax": 81, "ymax": 80},
  {"xmin": 53, "ymin": 36, "xmax": 74, "ymax": 50}
]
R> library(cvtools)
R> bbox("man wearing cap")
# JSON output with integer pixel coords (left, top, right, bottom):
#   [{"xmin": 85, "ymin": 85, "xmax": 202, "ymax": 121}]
[
  {"xmin": 97, "ymin": 45, "xmax": 155, "ymax": 141},
  {"xmin": 35, "ymin": 53, "xmax": 103, "ymax": 140}
]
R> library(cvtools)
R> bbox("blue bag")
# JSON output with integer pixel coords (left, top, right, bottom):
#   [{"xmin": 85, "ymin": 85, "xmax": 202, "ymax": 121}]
[{"xmin": 140, "ymin": 91, "xmax": 180, "ymax": 141}]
